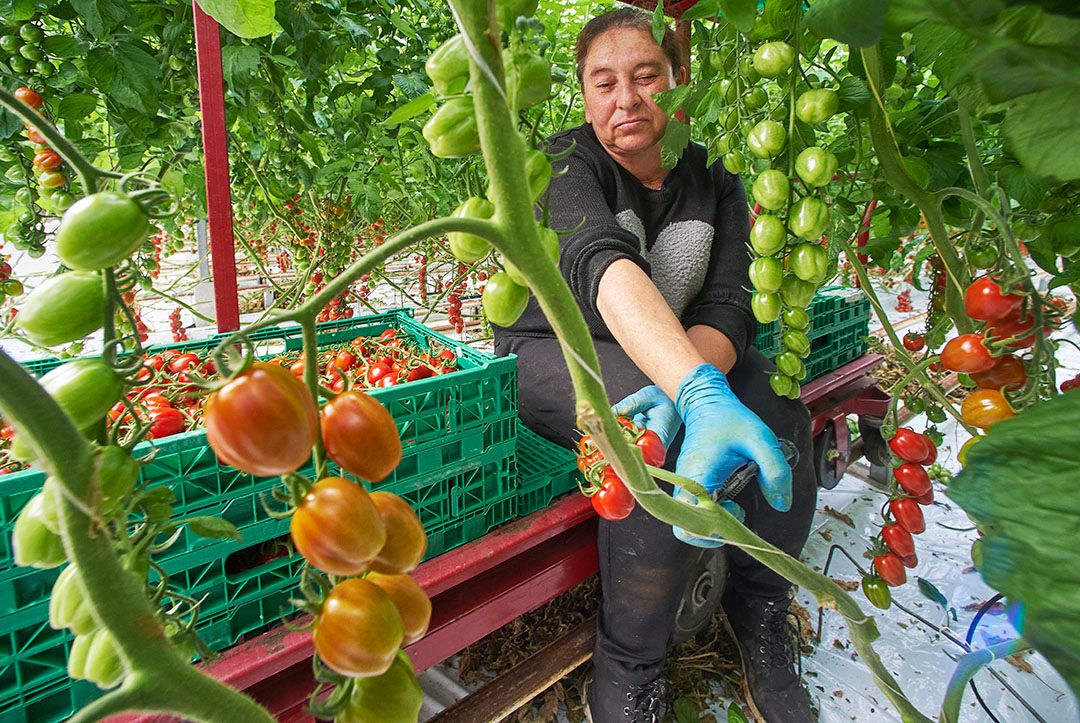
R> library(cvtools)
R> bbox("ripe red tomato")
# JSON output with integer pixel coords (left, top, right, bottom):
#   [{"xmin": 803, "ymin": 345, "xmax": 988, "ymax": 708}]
[
  {"xmin": 204, "ymin": 362, "xmax": 319, "ymax": 476},
  {"xmin": 888, "ymin": 497, "xmax": 925, "ymax": 535},
  {"xmin": 985, "ymin": 310, "xmax": 1046, "ymax": 349},
  {"xmin": 902, "ymin": 332, "xmax": 925, "ymax": 352},
  {"xmin": 168, "ymin": 352, "xmax": 200, "ymax": 375},
  {"xmin": 365, "ymin": 571, "xmax": 432, "ymax": 645},
  {"xmin": 940, "ymin": 334, "xmax": 994, "ymax": 373},
  {"xmin": 881, "ymin": 524, "xmax": 915, "ymax": 559},
  {"xmin": 334, "ymin": 349, "xmax": 356, "ymax": 371},
  {"xmin": 291, "ymin": 477, "xmax": 386, "ymax": 576},
  {"xmin": 321, "ymin": 391, "xmax": 402, "ymax": 483},
  {"xmin": 367, "ymin": 363, "xmax": 391, "ymax": 384},
  {"xmin": 963, "ymin": 277, "xmax": 1024, "ymax": 322},
  {"xmin": 961, "ymin": 389, "xmax": 1015, "ymax": 430},
  {"xmin": 147, "ymin": 407, "xmax": 184, "ymax": 439},
  {"xmin": 14, "ymin": 86, "xmax": 42, "ymax": 108},
  {"xmin": 1062, "ymin": 374, "xmax": 1080, "ymax": 393},
  {"xmin": 26, "ymin": 127, "xmax": 47, "ymax": 145},
  {"xmin": 916, "ymin": 490, "xmax": 935, "ymax": 506},
  {"xmin": 289, "ymin": 360, "xmax": 305, "ymax": 377},
  {"xmin": 636, "ymin": 429, "xmax": 666, "ymax": 467},
  {"xmin": 873, "ymin": 553, "xmax": 907, "ymax": 587},
  {"xmin": 591, "ymin": 467, "xmax": 635, "ymax": 521},
  {"xmin": 971, "ymin": 354, "xmax": 1027, "ymax": 392},
  {"xmin": 406, "ymin": 364, "xmax": 434, "ymax": 382},
  {"xmin": 888, "ymin": 428, "xmax": 933, "ymax": 464},
  {"xmin": 379, "ymin": 329, "xmax": 397, "ymax": 340},
  {"xmin": 313, "ymin": 578, "xmax": 404, "ymax": 678},
  {"xmin": 893, "ymin": 463, "xmax": 931, "ymax": 498},
  {"xmin": 901, "ymin": 553, "xmax": 918, "ymax": 569},
  {"xmin": 368, "ymin": 491, "xmax": 428, "ymax": 575}
]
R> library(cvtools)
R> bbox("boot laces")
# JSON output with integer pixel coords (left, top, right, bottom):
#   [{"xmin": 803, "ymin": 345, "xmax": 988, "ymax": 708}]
[
  {"xmin": 621, "ymin": 678, "xmax": 669, "ymax": 722},
  {"xmin": 755, "ymin": 600, "xmax": 802, "ymax": 674}
]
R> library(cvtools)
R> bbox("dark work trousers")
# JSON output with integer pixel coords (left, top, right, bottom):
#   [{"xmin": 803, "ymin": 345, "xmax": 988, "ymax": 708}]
[{"xmin": 494, "ymin": 334, "xmax": 818, "ymax": 688}]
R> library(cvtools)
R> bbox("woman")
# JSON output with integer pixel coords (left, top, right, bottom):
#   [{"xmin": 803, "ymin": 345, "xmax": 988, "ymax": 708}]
[{"xmin": 493, "ymin": 8, "xmax": 817, "ymax": 722}]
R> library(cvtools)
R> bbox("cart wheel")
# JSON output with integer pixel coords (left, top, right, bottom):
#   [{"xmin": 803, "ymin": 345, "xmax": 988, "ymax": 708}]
[
  {"xmin": 672, "ymin": 549, "xmax": 728, "ymax": 644},
  {"xmin": 857, "ymin": 414, "xmax": 890, "ymax": 467},
  {"xmin": 814, "ymin": 423, "xmax": 840, "ymax": 489}
]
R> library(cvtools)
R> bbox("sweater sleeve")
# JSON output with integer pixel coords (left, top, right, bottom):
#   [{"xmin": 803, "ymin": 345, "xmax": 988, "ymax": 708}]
[
  {"xmin": 546, "ymin": 134, "xmax": 651, "ymax": 334},
  {"xmin": 679, "ymin": 165, "xmax": 758, "ymax": 363}
]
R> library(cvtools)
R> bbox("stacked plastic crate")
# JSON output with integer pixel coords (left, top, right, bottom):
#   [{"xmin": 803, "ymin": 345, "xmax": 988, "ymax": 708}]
[{"xmin": 0, "ymin": 308, "xmax": 518, "ymax": 720}]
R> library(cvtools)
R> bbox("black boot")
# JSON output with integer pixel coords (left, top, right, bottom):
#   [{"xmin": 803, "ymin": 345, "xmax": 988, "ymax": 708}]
[
  {"xmin": 723, "ymin": 592, "xmax": 815, "ymax": 723},
  {"xmin": 584, "ymin": 670, "xmax": 670, "ymax": 723}
]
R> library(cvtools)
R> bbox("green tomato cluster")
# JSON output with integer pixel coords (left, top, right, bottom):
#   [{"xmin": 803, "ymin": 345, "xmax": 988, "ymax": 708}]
[{"xmin": 0, "ymin": 21, "xmax": 59, "ymax": 80}]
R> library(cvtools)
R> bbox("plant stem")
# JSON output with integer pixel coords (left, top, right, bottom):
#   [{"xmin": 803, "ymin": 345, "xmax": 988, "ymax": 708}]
[{"xmin": 940, "ymin": 639, "xmax": 1029, "ymax": 723}]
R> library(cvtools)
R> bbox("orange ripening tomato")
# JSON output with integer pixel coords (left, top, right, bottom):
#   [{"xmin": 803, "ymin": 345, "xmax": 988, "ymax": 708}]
[
  {"xmin": 204, "ymin": 362, "xmax": 319, "ymax": 476},
  {"xmin": 367, "ymin": 492, "xmax": 427, "ymax": 575},
  {"xmin": 940, "ymin": 334, "xmax": 994, "ymax": 373},
  {"xmin": 961, "ymin": 389, "xmax": 1015, "ymax": 430},
  {"xmin": 321, "ymin": 391, "xmax": 402, "ymax": 483},
  {"xmin": 290, "ymin": 477, "xmax": 386, "ymax": 576},
  {"xmin": 365, "ymin": 571, "xmax": 432, "ymax": 645},
  {"xmin": 971, "ymin": 354, "xmax": 1027, "ymax": 392},
  {"xmin": 313, "ymin": 578, "xmax": 403, "ymax": 678}
]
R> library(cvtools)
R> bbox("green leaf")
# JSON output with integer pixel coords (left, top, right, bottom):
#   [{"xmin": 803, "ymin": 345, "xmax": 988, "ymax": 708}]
[
  {"xmin": 70, "ymin": 0, "xmax": 131, "ymax": 40},
  {"xmin": 764, "ymin": 0, "xmax": 801, "ymax": 34},
  {"xmin": 948, "ymin": 391, "xmax": 1080, "ymax": 699},
  {"xmin": 222, "ymin": 44, "xmax": 262, "ymax": 89},
  {"xmin": 727, "ymin": 702, "xmax": 750, "ymax": 723},
  {"xmin": 673, "ymin": 696, "xmax": 698, "ymax": 723},
  {"xmin": 57, "ymin": 93, "xmax": 99, "ymax": 123},
  {"xmin": 653, "ymin": 84, "xmax": 692, "ymax": 115},
  {"xmin": 719, "ymin": 0, "xmax": 758, "ymax": 32},
  {"xmin": 682, "ymin": 0, "xmax": 721, "ymax": 22},
  {"xmin": 917, "ymin": 577, "xmax": 948, "ymax": 610},
  {"xmin": 837, "ymin": 75, "xmax": 871, "ymax": 108},
  {"xmin": 384, "ymin": 93, "xmax": 435, "ymax": 127},
  {"xmin": 1003, "ymin": 87, "xmax": 1080, "ymax": 181},
  {"xmin": 998, "ymin": 163, "xmax": 1047, "ymax": 208},
  {"xmin": 187, "ymin": 516, "xmax": 242, "ymax": 541},
  {"xmin": 41, "ymin": 35, "xmax": 88, "ymax": 59},
  {"xmin": 136, "ymin": 487, "xmax": 176, "ymax": 524},
  {"xmin": 806, "ymin": 0, "xmax": 888, "ymax": 48},
  {"xmin": 653, "ymin": 0, "xmax": 667, "ymax": 46},
  {"xmin": 197, "ymin": 0, "xmax": 282, "ymax": 39},
  {"xmin": 660, "ymin": 118, "xmax": 691, "ymax": 170}
]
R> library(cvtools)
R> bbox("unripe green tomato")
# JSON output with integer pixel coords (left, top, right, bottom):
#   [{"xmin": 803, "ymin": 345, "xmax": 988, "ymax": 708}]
[
  {"xmin": 795, "ymin": 88, "xmax": 839, "ymax": 124},
  {"xmin": 13, "ymin": 494, "xmax": 66, "ymax": 569},
  {"xmin": 790, "ymin": 242, "xmax": 828, "ymax": 283},
  {"xmin": 55, "ymin": 192, "xmax": 151, "ymax": 271},
  {"xmin": 504, "ymin": 226, "xmax": 559, "ymax": 286},
  {"xmin": 717, "ymin": 79, "xmax": 737, "ymax": 104},
  {"xmin": 742, "ymin": 86, "xmax": 768, "ymax": 111},
  {"xmin": 338, "ymin": 653, "xmax": 423, "ymax": 723},
  {"xmin": 422, "ymin": 98, "xmax": 480, "ymax": 158},
  {"xmin": 19, "ymin": 24, "xmax": 44, "ymax": 43},
  {"xmin": 782, "ymin": 329, "xmax": 811, "ymax": 358},
  {"xmin": 707, "ymin": 52, "xmax": 725, "ymax": 73},
  {"xmin": 3, "ymin": 278, "xmax": 23, "ymax": 296},
  {"xmin": 748, "ymin": 256, "xmax": 783, "ymax": 293},
  {"xmin": 5, "ymin": 165, "xmax": 27, "ymax": 183},
  {"xmin": 965, "ymin": 242, "xmax": 997, "ymax": 269},
  {"xmin": 447, "ymin": 196, "xmax": 494, "ymax": 263},
  {"xmin": 9, "ymin": 55, "xmax": 31, "ymax": 74},
  {"xmin": 751, "ymin": 291, "xmax": 782, "ymax": 323},
  {"xmin": 752, "ymin": 42, "xmax": 794, "ymax": 78},
  {"xmin": 750, "ymin": 215, "xmax": 786, "ymax": 255},
  {"xmin": 714, "ymin": 134, "xmax": 733, "ymax": 156},
  {"xmin": 752, "ymin": 170, "xmax": 789, "ymax": 211},
  {"xmin": 14, "ymin": 186, "xmax": 32, "ymax": 205},
  {"xmin": 904, "ymin": 396, "xmax": 926, "ymax": 415},
  {"xmin": 738, "ymin": 56, "xmax": 761, "ymax": 83},
  {"xmin": 16, "ymin": 271, "xmax": 105, "ymax": 346},
  {"xmin": 788, "ymin": 196, "xmax": 830, "ymax": 240},
  {"xmin": 782, "ymin": 306, "xmax": 810, "ymax": 330},
  {"xmin": 776, "ymin": 351, "xmax": 806, "ymax": 380},
  {"xmin": 482, "ymin": 271, "xmax": 529, "ymax": 327},
  {"xmin": 722, "ymin": 151, "xmax": 746, "ymax": 175},
  {"xmin": 34, "ymin": 60, "xmax": 54, "ymax": 78},
  {"xmin": 39, "ymin": 359, "xmax": 126, "ymax": 431},
  {"xmin": 721, "ymin": 107, "xmax": 740, "ymax": 131},
  {"xmin": 795, "ymin": 147, "xmax": 838, "ymax": 187},
  {"xmin": 780, "ymin": 274, "xmax": 816, "ymax": 308},
  {"xmin": 745, "ymin": 120, "xmax": 786, "ymax": 159},
  {"xmin": 0, "ymin": 35, "xmax": 22, "ymax": 53},
  {"xmin": 769, "ymin": 372, "xmax": 796, "ymax": 398},
  {"xmin": 523, "ymin": 148, "xmax": 551, "ymax": 202},
  {"xmin": 168, "ymin": 55, "xmax": 185, "ymax": 71},
  {"xmin": 926, "ymin": 405, "xmax": 947, "ymax": 424},
  {"xmin": 19, "ymin": 44, "xmax": 43, "ymax": 61}
]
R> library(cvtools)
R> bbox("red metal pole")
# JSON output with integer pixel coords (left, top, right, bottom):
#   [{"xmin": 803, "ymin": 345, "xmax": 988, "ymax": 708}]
[{"xmin": 193, "ymin": 1, "xmax": 241, "ymax": 333}]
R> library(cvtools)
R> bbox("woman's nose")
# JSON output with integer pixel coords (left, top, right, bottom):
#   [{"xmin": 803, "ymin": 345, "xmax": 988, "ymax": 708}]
[{"xmin": 614, "ymin": 81, "xmax": 640, "ymax": 109}]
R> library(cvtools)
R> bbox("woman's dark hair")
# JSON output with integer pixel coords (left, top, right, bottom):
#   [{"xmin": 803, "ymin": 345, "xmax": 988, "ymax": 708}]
[{"xmin": 575, "ymin": 7, "xmax": 684, "ymax": 84}]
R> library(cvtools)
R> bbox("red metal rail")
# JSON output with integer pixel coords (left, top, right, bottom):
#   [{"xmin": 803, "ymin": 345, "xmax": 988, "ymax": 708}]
[
  {"xmin": 192, "ymin": 1, "xmax": 241, "ymax": 333},
  {"xmin": 106, "ymin": 354, "xmax": 886, "ymax": 723}
]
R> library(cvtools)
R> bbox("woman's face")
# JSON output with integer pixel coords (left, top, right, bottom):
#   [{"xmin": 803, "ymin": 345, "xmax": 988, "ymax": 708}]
[{"xmin": 581, "ymin": 27, "xmax": 679, "ymax": 160}]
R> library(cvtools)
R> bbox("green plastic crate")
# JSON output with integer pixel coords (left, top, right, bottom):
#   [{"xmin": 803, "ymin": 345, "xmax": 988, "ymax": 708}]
[
  {"xmin": 515, "ymin": 423, "xmax": 583, "ymax": 517},
  {"xmin": 0, "ymin": 672, "xmax": 99, "ymax": 723}
]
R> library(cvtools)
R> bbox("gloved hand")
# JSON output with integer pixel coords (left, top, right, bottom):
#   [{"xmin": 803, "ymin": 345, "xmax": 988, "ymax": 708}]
[
  {"xmin": 671, "ymin": 364, "xmax": 792, "ymax": 546},
  {"xmin": 611, "ymin": 385, "xmax": 681, "ymax": 450},
  {"xmin": 672, "ymin": 488, "xmax": 744, "ymax": 548}
]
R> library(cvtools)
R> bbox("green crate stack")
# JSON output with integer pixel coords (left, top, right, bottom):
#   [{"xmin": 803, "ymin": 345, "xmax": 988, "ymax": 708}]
[
  {"xmin": 0, "ymin": 309, "xmax": 520, "ymax": 722},
  {"xmin": 753, "ymin": 286, "xmax": 870, "ymax": 381},
  {"xmin": 515, "ymin": 422, "xmax": 583, "ymax": 517}
]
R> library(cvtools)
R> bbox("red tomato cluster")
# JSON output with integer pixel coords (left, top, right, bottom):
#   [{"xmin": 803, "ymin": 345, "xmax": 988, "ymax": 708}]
[
  {"xmin": 867, "ymin": 427, "xmax": 940, "ymax": 592},
  {"xmin": 576, "ymin": 417, "xmax": 667, "ymax": 521},
  {"xmin": 274, "ymin": 328, "xmax": 459, "ymax": 394}
]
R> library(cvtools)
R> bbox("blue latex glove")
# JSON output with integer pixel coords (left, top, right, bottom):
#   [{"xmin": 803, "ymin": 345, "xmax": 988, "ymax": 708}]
[
  {"xmin": 611, "ymin": 385, "xmax": 681, "ymax": 450},
  {"xmin": 672, "ymin": 488, "xmax": 745, "ymax": 548},
  {"xmin": 671, "ymin": 364, "xmax": 792, "ymax": 546}
]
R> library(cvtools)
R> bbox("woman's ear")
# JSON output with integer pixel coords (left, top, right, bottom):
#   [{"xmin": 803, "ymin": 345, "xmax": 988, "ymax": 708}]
[{"xmin": 677, "ymin": 65, "xmax": 689, "ymax": 86}]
